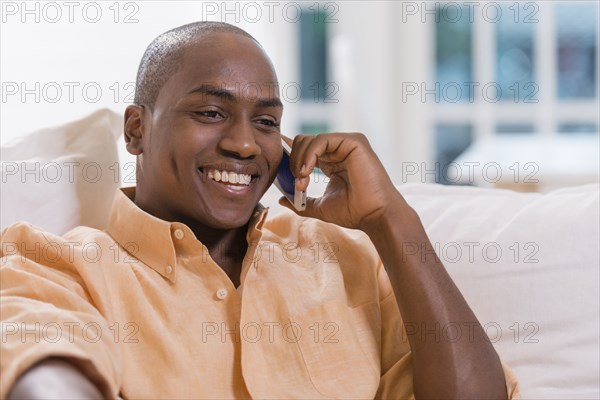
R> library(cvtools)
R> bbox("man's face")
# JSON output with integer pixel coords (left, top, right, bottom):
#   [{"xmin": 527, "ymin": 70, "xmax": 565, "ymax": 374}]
[{"xmin": 131, "ymin": 33, "xmax": 283, "ymax": 229}]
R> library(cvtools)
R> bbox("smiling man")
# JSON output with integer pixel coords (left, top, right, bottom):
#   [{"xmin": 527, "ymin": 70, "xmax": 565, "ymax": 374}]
[
  {"xmin": 1, "ymin": 22, "xmax": 520, "ymax": 399},
  {"xmin": 124, "ymin": 24, "xmax": 284, "ymax": 287}
]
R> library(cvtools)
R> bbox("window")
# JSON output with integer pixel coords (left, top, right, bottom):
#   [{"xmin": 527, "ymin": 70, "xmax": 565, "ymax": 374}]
[
  {"xmin": 558, "ymin": 122, "xmax": 598, "ymax": 134},
  {"xmin": 300, "ymin": 8, "xmax": 328, "ymax": 101},
  {"xmin": 433, "ymin": 1, "xmax": 599, "ymax": 185},
  {"xmin": 496, "ymin": 3, "xmax": 535, "ymax": 102},
  {"xmin": 556, "ymin": 2, "xmax": 597, "ymax": 99},
  {"xmin": 435, "ymin": 124, "xmax": 473, "ymax": 185},
  {"xmin": 435, "ymin": 5, "xmax": 472, "ymax": 102},
  {"xmin": 297, "ymin": 6, "xmax": 333, "ymax": 135}
]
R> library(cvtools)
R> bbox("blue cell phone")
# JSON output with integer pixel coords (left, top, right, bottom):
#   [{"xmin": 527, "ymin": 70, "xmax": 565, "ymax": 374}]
[{"xmin": 274, "ymin": 139, "xmax": 307, "ymax": 211}]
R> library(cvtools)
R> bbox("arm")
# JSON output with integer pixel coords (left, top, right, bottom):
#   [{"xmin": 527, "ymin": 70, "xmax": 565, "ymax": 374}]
[
  {"xmin": 282, "ymin": 133, "xmax": 508, "ymax": 399},
  {"xmin": 8, "ymin": 358, "xmax": 103, "ymax": 400},
  {"xmin": 361, "ymin": 195, "xmax": 507, "ymax": 399},
  {"xmin": 1, "ymin": 224, "xmax": 121, "ymax": 399}
]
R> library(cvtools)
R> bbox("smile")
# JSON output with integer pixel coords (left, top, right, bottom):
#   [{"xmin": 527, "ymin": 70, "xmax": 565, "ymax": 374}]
[{"xmin": 207, "ymin": 169, "xmax": 252, "ymax": 185}]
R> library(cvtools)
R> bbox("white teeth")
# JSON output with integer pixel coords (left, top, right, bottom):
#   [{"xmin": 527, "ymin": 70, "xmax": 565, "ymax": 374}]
[{"xmin": 206, "ymin": 169, "xmax": 252, "ymax": 186}]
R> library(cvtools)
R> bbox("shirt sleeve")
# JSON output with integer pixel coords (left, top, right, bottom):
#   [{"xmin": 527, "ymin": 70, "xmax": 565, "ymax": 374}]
[
  {"xmin": 373, "ymin": 260, "xmax": 521, "ymax": 400},
  {"xmin": 0, "ymin": 223, "xmax": 121, "ymax": 398}
]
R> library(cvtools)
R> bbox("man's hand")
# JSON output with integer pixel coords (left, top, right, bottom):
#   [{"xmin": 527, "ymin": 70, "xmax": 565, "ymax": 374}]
[
  {"xmin": 8, "ymin": 358, "xmax": 104, "ymax": 399},
  {"xmin": 281, "ymin": 132, "xmax": 509, "ymax": 399},
  {"xmin": 281, "ymin": 133, "xmax": 407, "ymax": 231}
]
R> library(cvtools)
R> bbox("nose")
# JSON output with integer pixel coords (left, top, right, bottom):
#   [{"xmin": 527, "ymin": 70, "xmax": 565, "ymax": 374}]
[{"xmin": 218, "ymin": 119, "xmax": 261, "ymax": 159}]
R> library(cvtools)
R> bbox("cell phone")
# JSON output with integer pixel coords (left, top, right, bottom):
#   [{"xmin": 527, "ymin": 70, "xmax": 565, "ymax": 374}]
[{"xmin": 274, "ymin": 139, "xmax": 307, "ymax": 211}]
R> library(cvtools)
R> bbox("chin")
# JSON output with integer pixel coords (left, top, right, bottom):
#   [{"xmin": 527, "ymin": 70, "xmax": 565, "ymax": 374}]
[{"xmin": 201, "ymin": 208, "xmax": 256, "ymax": 230}]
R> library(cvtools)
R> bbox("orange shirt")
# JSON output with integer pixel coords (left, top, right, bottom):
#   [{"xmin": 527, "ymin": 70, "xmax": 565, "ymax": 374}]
[{"xmin": 1, "ymin": 188, "xmax": 520, "ymax": 399}]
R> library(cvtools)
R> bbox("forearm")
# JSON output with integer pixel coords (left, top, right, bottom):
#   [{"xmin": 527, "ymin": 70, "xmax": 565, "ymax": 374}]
[
  {"xmin": 8, "ymin": 357, "xmax": 104, "ymax": 400},
  {"xmin": 362, "ymin": 195, "xmax": 508, "ymax": 399},
  {"xmin": 287, "ymin": 132, "xmax": 508, "ymax": 397}
]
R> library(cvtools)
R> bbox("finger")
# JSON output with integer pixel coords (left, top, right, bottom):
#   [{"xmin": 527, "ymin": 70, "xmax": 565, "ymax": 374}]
[
  {"xmin": 278, "ymin": 196, "xmax": 324, "ymax": 221},
  {"xmin": 290, "ymin": 134, "xmax": 315, "ymax": 178},
  {"xmin": 296, "ymin": 135, "xmax": 325, "ymax": 176},
  {"xmin": 302, "ymin": 135, "xmax": 354, "ymax": 178},
  {"xmin": 291, "ymin": 134, "xmax": 344, "ymax": 191},
  {"xmin": 280, "ymin": 134, "xmax": 294, "ymax": 148},
  {"xmin": 296, "ymin": 176, "xmax": 311, "ymax": 192},
  {"xmin": 278, "ymin": 196, "xmax": 295, "ymax": 212},
  {"xmin": 298, "ymin": 196, "xmax": 325, "ymax": 220}
]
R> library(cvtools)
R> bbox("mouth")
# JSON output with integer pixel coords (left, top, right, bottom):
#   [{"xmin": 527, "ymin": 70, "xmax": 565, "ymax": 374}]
[{"xmin": 198, "ymin": 166, "xmax": 260, "ymax": 193}]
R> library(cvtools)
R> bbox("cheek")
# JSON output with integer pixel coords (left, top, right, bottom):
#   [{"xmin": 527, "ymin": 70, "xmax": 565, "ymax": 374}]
[
  {"xmin": 154, "ymin": 120, "xmax": 211, "ymax": 158},
  {"xmin": 260, "ymin": 139, "xmax": 283, "ymax": 178},
  {"xmin": 143, "ymin": 127, "xmax": 193, "ymax": 179}
]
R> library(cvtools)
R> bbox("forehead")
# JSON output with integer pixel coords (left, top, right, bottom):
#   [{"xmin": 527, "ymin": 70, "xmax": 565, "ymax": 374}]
[{"xmin": 169, "ymin": 33, "xmax": 279, "ymax": 98}]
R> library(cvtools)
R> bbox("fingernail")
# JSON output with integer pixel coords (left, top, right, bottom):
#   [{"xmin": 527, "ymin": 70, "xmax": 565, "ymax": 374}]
[{"xmin": 301, "ymin": 164, "xmax": 307, "ymax": 175}]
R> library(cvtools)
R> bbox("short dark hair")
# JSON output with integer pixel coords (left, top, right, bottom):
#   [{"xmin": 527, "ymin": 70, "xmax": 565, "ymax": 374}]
[{"xmin": 134, "ymin": 21, "xmax": 257, "ymax": 109}]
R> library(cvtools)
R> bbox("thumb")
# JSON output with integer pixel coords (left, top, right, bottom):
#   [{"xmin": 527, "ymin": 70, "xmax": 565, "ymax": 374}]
[{"xmin": 277, "ymin": 196, "xmax": 324, "ymax": 221}]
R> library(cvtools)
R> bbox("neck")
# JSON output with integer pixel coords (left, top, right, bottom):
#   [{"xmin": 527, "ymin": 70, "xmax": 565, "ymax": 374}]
[
  {"xmin": 191, "ymin": 221, "xmax": 249, "ymax": 263},
  {"xmin": 133, "ymin": 192, "xmax": 250, "ymax": 287},
  {"xmin": 186, "ymin": 220, "xmax": 249, "ymax": 287}
]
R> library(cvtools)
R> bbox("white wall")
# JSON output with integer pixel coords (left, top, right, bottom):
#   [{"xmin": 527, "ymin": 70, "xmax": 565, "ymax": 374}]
[
  {"xmin": 1, "ymin": 1, "xmax": 432, "ymax": 185},
  {"xmin": 1, "ymin": 1, "xmax": 222, "ymax": 170}
]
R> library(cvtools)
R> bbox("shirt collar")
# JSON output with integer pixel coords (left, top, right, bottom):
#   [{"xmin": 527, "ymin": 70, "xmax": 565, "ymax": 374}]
[{"xmin": 106, "ymin": 187, "xmax": 269, "ymax": 283}]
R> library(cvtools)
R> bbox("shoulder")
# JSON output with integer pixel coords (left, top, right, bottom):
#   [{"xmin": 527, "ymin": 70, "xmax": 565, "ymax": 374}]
[
  {"xmin": 1, "ymin": 222, "xmax": 117, "ymax": 279},
  {"xmin": 263, "ymin": 209, "xmax": 379, "ymax": 261},
  {"xmin": 263, "ymin": 210, "xmax": 385, "ymax": 306},
  {"xmin": 63, "ymin": 225, "xmax": 115, "ymax": 247},
  {"xmin": 1, "ymin": 222, "xmax": 64, "ymax": 256},
  {"xmin": 1, "ymin": 222, "xmax": 113, "ymax": 254},
  {"xmin": 263, "ymin": 208, "xmax": 370, "ymax": 244}
]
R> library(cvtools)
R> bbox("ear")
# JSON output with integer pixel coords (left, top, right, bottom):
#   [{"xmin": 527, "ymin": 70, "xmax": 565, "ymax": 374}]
[{"xmin": 124, "ymin": 105, "xmax": 146, "ymax": 155}]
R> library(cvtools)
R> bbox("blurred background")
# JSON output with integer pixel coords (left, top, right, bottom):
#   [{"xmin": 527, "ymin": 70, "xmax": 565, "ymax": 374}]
[{"xmin": 1, "ymin": 0, "xmax": 598, "ymax": 191}]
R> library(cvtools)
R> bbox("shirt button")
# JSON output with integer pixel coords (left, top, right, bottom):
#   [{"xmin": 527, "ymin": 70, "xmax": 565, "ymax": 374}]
[
  {"xmin": 216, "ymin": 288, "xmax": 228, "ymax": 300},
  {"xmin": 174, "ymin": 229, "xmax": 184, "ymax": 239},
  {"xmin": 165, "ymin": 265, "xmax": 173, "ymax": 275}
]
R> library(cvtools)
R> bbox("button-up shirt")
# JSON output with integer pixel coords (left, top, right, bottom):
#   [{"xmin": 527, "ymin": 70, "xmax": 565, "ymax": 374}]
[{"xmin": 1, "ymin": 188, "xmax": 520, "ymax": 399}]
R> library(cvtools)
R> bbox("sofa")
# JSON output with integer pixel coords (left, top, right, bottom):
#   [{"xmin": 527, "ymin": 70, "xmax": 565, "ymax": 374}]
[{"xmin": 1, "ymin": 109, "xmax": 599, "ymax": 399}]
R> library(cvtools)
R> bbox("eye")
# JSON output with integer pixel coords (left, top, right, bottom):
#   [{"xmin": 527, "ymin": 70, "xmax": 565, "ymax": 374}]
[
  {"xmin": 190, "ymin": 110, "xmax": 225, "ymax": 121},
  {"xmin": 255, "ymin": 117, "xmax": 280, "ymax": 129}
]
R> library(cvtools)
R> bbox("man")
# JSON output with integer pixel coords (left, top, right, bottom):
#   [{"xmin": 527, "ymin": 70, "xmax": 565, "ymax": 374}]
[{"xmin": 1, "ymin": 22, "xmax": 519, "ymax": 399}]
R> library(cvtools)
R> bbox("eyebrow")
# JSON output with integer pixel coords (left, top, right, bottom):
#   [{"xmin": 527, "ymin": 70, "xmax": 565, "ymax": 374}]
[{"xmin": 186, "ymin": 84, "xmax": 284, "ymax": 109}]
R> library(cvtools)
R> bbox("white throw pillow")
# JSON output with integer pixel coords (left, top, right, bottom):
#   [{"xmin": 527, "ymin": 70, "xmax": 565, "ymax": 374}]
[
  {"xmin": 1, "ymin": 108, "xmax": 122, "ymax": 235},
  {"xmin": 399, "ymin": 183, "xmax": 600, "ymax": 399}
]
